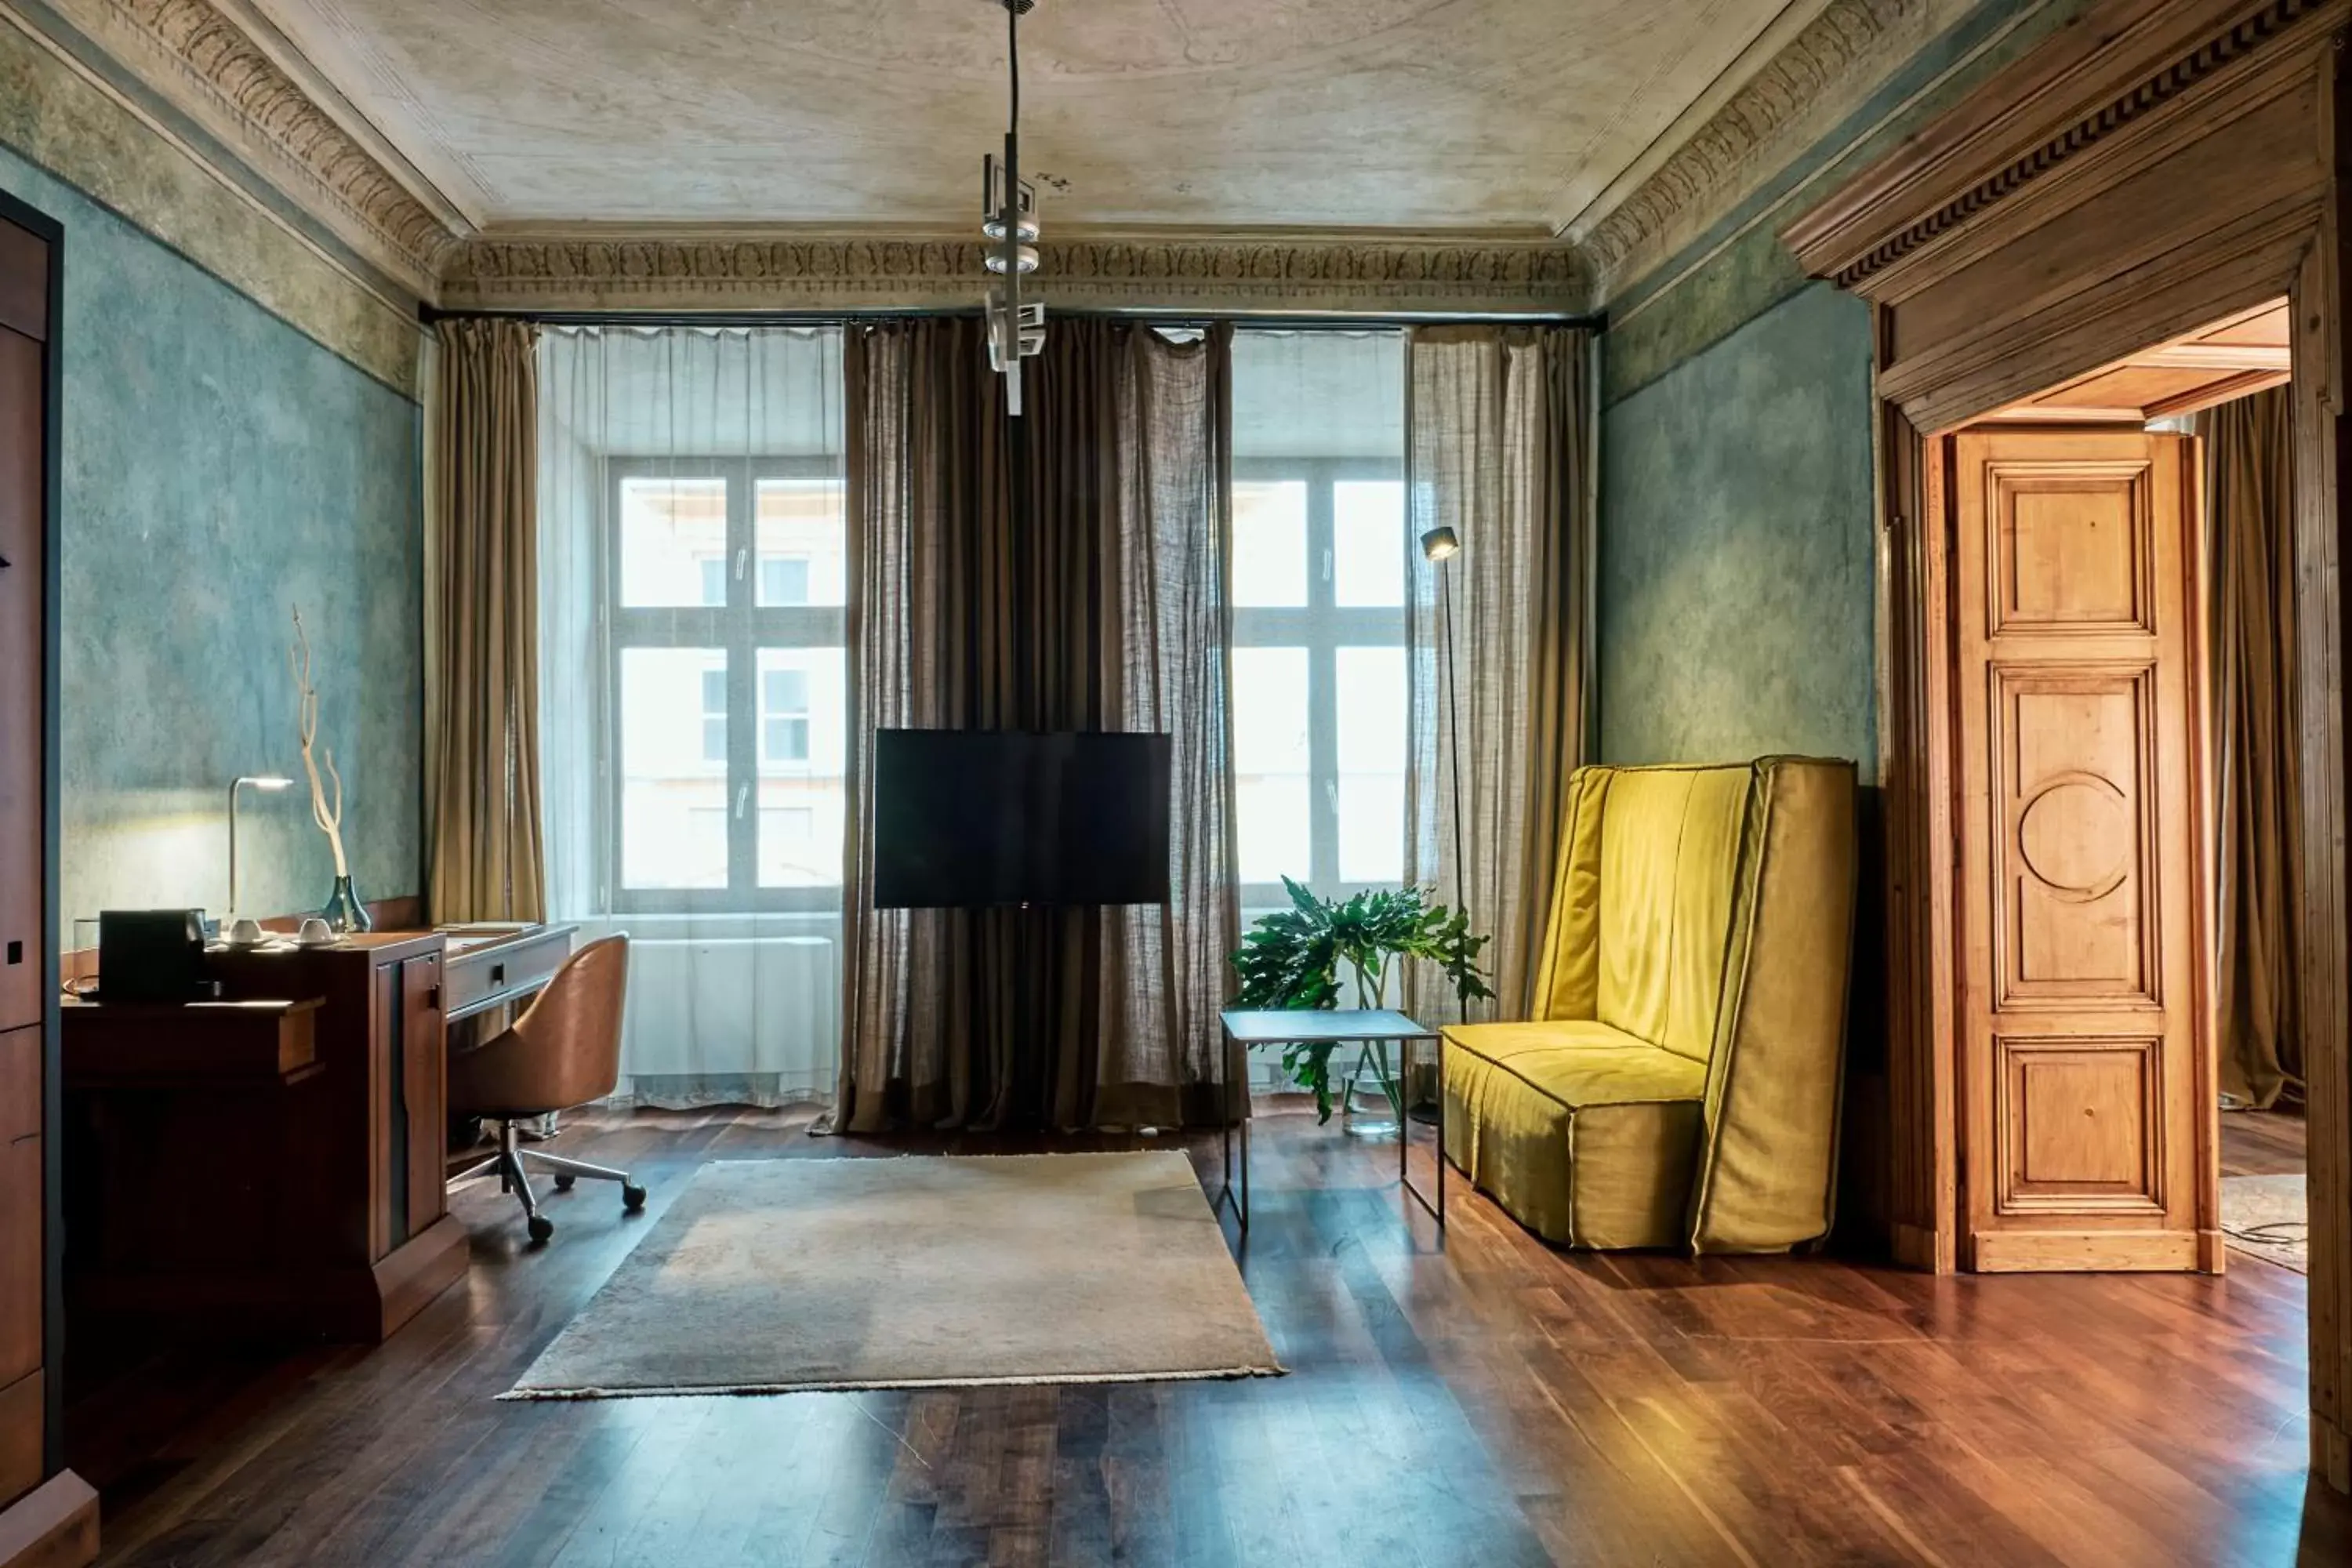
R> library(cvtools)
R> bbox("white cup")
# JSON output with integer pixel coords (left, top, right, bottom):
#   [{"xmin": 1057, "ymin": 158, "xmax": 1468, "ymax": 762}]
[
  {"xmin": 295, "ymin": 916, "xmax": 336, "ymax": 948},
  {"xmin": 223, "ymin": 916, "xmax": 264, "ymax": 949}
]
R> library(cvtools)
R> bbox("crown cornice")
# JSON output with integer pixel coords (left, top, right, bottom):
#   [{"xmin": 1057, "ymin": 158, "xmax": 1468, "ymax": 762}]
[
  {"xmin": 31, "ymin": 0, "xmax": 460, "ymax": 293},
  {"xmin": 440, "ymin": 231, "xmax": 1591, "ymax": 315},
  {"xmin": 1577, "ymin": 0, "xmax": 1970, "ymax": 304}
]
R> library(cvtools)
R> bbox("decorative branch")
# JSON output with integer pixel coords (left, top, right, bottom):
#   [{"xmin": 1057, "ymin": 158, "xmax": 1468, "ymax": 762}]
[{"xmin": 289, "ymin": 607, "xmax": 350, "ymax": 878}]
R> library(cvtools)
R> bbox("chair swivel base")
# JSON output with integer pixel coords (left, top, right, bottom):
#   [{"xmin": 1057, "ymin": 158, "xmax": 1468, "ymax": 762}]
[{"xmin": 455, "ymin": 1118, "xmax": 646, "ymax": 1242}]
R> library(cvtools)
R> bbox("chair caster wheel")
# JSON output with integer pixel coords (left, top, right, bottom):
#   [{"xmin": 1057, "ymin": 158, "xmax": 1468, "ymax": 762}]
[
  {"xmin": 554, "ymin": 1173, "xmax": 575, "ymax": 1191},
  {"xmin": 528, "ymin": 1215, "xmax": 554, "ymax": 1243},
  {"xmin": 622, "ymin": 1184, "xmax": 647, "ymax": 1212}
]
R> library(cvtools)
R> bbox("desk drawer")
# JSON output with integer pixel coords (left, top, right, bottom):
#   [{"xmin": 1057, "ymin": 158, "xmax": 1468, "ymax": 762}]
[{"xmin": 443, "ymin": 930, "xmax": 570, "ymax": 1022}]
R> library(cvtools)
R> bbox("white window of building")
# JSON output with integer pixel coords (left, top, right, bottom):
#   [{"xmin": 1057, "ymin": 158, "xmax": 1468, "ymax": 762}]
[{"xmin": 1229, "ymin": 329, "xmax": 1410, "ymax": 903}]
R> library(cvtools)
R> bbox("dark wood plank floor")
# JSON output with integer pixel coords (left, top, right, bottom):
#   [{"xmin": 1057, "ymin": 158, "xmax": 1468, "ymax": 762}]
[
  {"xmin": 2223, "ymin": 1105, "xmax": 2309, "ymax": 1178},
  {"xmin": 69, "ymin": 1106, "xmax": 2352, "ymax": 1567}
]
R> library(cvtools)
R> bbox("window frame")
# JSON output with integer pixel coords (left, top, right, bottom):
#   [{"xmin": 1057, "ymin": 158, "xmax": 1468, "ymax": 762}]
[
  {"xmin": 1230, "ymin": 456, "xmax": 1408, "ymax": 907},
  {"xmin": 606, "ymin": 454, "xmax": 845, "ymax": 914}
]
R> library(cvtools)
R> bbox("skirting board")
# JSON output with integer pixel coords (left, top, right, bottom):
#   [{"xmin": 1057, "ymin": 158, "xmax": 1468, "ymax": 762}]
[
  {"xmin": 0, "ymin": 1472, "xmax": 98, "ymax": 1568},
  {"xmin": 1968, "ymin": 1229, "xmax": 2212, "ymax": 1272}
]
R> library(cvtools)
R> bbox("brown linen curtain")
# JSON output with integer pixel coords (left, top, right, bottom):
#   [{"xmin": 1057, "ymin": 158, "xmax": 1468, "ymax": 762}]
[
  {"xmin": 833, "ymin": 318, "xmax": 1237, "ymax": 1131},
  {"xmin": 2206, "ymin": 387, "xmax": 2302, "ymax": 1107},
  {"xmin": 427, "ymin": 318, "xmax": 546, "ymax": 923},
  {"xmin": 1401, "ymin": 325, "xmax": 1591, "ymax": 1023}
]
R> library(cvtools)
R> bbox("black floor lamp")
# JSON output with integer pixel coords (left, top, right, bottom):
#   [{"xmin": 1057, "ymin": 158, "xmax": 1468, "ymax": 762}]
[{"xmin": 1420, "ymin": 524, "xmax": 1469, "ymax": 1020}]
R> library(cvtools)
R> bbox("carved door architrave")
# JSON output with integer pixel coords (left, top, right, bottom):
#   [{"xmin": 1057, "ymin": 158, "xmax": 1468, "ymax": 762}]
[{"xmin": 1785, "ymin": 0, "xmax": 2352, "ymax": 1490}]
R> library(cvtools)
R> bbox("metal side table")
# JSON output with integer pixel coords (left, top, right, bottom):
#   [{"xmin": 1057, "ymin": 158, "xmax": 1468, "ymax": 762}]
[{"xmin": 1216, "ymin": 1008, "xmax": 1447, "ymax": 1234}]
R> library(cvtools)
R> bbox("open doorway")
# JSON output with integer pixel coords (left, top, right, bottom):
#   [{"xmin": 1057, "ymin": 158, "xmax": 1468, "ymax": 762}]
[{"xmin": 1947, "ymin": 299, "xmax": 2302, "ymax": 1276}]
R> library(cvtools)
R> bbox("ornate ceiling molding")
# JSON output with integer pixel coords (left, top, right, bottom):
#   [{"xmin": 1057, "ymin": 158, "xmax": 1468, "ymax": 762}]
[
  {"xmin": 34, "ymin": 0, "xmax": 462, "ymax": 293},
  {"xmin": 441, "ymin": 232, "xmax": 1591, "ymax": 315},
  {"xmin": 1576, "ymin": 0, "xmax": 1978, "ymax": 303}
]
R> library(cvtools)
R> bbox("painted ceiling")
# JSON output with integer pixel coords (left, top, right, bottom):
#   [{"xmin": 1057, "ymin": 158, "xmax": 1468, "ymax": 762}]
[{"xmin": 245, "ymin": 0, "xmax": 1815, "ymax": 234}]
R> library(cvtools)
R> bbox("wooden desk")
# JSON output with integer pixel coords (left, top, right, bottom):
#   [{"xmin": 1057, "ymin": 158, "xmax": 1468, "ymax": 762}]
[
  {"xmin": 58, "ymin": 996, "xmax": 405, "ymax": 1341},
  {"xmin": 66, "ymin": 937, "xmax": 462, "ymax": 1344},
  {"xmin": 58, "ymin": 925, "xmax": 575, "ymax": 1345}
]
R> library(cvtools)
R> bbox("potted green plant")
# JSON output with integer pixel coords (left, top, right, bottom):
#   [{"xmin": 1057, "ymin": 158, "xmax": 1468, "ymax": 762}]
[{"xmin": 1230, "ymin": 877, "xmax": 1494, "ymax": 1123}]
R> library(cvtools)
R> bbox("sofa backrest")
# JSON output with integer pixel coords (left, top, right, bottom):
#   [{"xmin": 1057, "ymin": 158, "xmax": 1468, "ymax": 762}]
[
  {"xmin": 1687, "ymin": 756, "xmax": 1857, "ymax": 1253},
  {"xmin": 1533, "ymin": 763, "xmax": 1751, "ymax": 1065}
]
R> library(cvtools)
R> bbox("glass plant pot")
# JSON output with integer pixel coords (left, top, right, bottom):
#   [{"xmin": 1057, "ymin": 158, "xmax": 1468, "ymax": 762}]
[{"xmin": 1341, "ymin": 1045, "xmax": 1402, "ymax": 1141}]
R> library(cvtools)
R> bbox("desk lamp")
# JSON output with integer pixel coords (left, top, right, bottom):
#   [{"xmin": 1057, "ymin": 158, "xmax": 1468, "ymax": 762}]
[{"xmin": 225, "ymin": 775, "xmax": 294, "ymax": 944}]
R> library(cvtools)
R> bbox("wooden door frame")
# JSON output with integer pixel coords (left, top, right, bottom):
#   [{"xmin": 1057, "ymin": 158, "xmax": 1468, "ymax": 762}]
[{"xmin": 1785, "ymin": 0, "xmax": 2352, "ymax": 1487}]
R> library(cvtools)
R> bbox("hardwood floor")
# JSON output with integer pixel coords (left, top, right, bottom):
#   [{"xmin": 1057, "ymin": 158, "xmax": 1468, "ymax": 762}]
[
  {"xmin": 67, "ymin": 1106, "xmax": 2352, "ymax": 1566},
  {"xmin": 2223, "ymin": 1106, "xmax": 2309, "ymax": 1178}
]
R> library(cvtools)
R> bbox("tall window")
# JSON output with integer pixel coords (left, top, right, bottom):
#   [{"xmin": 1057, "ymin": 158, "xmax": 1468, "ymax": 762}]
[
  {"xmin": 1229, "ymin": 331, "xmax": 1409, "ymax": 903},
  {"xmin": 611, "ymin": 462, "xmax": 848, "ymax": 909}
]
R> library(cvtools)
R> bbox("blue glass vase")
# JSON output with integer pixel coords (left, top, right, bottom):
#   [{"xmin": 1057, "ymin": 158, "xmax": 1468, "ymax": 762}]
[{"xmin": 322, "ymin": 873, "xmax": 372, "ymax": 935}]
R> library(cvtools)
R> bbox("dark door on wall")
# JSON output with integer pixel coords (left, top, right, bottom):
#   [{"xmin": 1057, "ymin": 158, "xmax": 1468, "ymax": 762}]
[
  {"xmin": 0, "ymin": 216, "xmax": 44, "ymax": 1040},
  {"xmin": 0, "ymin": 207, "xmax": 51, "ymax": 1509}
]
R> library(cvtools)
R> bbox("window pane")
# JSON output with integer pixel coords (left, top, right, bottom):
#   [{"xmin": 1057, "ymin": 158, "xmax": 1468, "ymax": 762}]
[
  {"xmin": 1232, "ymin": 481, "xmax": 1308, "ymax": 607},
  {"xmin": 619, "ymin": 648, "xmax": 729, "ymax": 889},
  {"xmin": 757, "ymin": 478, "xmax": 846, "ymax": 605},
  {"xmin": 761, "ymin": 557, "xmax": 810, "ymax": 605},
  {"xmin": 1334, "ymin": 481, "xmax": 1405, "ymax": 607},
  {"xmin": 1232, "ymin": 647, "xmax": 1310, "ymax": 883},
  {"xmin": 757, "ymin": 648, "xmax": 845, "ymax": 887},
  {"xmin": 619, "ymin": 477, "xmax": 728, "ymax": 608},
  {"xmin": 1337, "ymin": 647, "xmax": 1406, "ymax": 884}
]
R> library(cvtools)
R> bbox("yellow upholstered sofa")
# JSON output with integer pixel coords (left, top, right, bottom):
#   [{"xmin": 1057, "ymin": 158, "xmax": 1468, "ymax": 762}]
[{"xmin": 1442, "ymin": 757, "xmax": 1857, "ymax": 1254}]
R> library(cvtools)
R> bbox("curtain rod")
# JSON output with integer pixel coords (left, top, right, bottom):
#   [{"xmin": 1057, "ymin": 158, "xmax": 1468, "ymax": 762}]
[{"xmin": 418, "ymin": 303, "xmax": 1605, "ymax": 330}]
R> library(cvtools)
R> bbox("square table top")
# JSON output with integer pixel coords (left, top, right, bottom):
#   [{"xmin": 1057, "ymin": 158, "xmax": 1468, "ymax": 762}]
[{"xmin": 1219, "ymin": 1007, "xmax": 1437, "ymax": 1044}]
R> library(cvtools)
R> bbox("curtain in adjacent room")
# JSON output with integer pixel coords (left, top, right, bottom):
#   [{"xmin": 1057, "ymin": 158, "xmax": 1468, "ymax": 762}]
[
  {"xmin": 1400, "ymin": 325, "xmax": 1592, "ymax": 1024},
  {"xmin": 2205, "ymin": 387, "xmax": 2302, "ymax": 1108},
  {"xmin": 428, "ymin": 318, "xmax": 546, "ymax": 924},
  {"xmin": 832, "ymin": 317, "xmax": 1236, "ymax": 1132},
  {"xmin": 537, "ymin": 325, "xmax": 848, "ymax": 1109}
]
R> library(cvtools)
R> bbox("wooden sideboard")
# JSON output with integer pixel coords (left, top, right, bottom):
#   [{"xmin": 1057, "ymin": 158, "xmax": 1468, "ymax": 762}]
[{"xmin": 0, "ymin": 193, "xmax": 97, "ymax": 1568}]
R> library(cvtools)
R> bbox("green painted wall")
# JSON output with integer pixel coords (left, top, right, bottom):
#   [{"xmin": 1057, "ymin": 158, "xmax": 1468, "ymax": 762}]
[
  {"xmin": 0, "ymin": 145, "xmax": 423, "ymax": 936},
  {"xmin": 1593, "ymin": 0, "xmax": 2097, "ymax": 782},
  {"xmin": 1598, "ymin": 282, "xmax": 1878, "ymax": 772}
]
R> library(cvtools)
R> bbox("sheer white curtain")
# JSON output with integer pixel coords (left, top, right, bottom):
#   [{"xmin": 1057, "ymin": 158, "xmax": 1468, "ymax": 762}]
[
  {"xmin": 1227, "ymin": 330, "xmax": 1407, "ymax": 1088},
  {"xmin": 1402, "ymin": 327, "xmax": 1591, "ymax": 1026},
  {"xmin": 538, "ymin": 325, "xmax": 847, "ymax": 1109}
]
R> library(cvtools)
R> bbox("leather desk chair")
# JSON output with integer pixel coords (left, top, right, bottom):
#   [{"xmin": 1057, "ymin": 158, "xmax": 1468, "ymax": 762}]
[{"xmin": 450, "ymin": 933, "xmax": 644, "ymax": 1242}]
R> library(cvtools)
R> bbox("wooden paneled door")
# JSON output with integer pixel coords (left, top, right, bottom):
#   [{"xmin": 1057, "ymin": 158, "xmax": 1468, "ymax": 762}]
[{"xmin": 1947, "ymin": 426, "xmax": 2218, "ymax": 1272}]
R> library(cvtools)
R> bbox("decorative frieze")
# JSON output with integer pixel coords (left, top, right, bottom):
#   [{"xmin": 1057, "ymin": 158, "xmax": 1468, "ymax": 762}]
[
  {"xmin": 34, "ymin": 0, "xmax": 459, "ymax": 291},
  {"xmin": 440, "ymin": 233, "xmax": 1590, "ymax": 315}
]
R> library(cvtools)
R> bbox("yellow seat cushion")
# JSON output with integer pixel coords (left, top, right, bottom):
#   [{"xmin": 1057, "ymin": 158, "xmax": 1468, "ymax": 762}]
[{"xmin": 1442, "ymin": 1021, "xmax": 1705, "ymax": 1249}]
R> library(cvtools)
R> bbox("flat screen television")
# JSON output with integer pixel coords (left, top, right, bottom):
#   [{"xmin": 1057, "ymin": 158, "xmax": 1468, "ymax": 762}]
[{"xmin": 872, "ymin": 729, "xmax": 1172, "ymax": 909}]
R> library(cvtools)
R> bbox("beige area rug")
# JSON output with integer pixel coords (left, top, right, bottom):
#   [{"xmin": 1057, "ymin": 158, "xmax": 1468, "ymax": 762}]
[
  {"xmin": 2222, "ymin": 1174, "xmax": 2308, "ymax": 1274},
  {"xmin": 503, "ymin": 1152, "xmax": 1283, "ymax": 1399}
]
